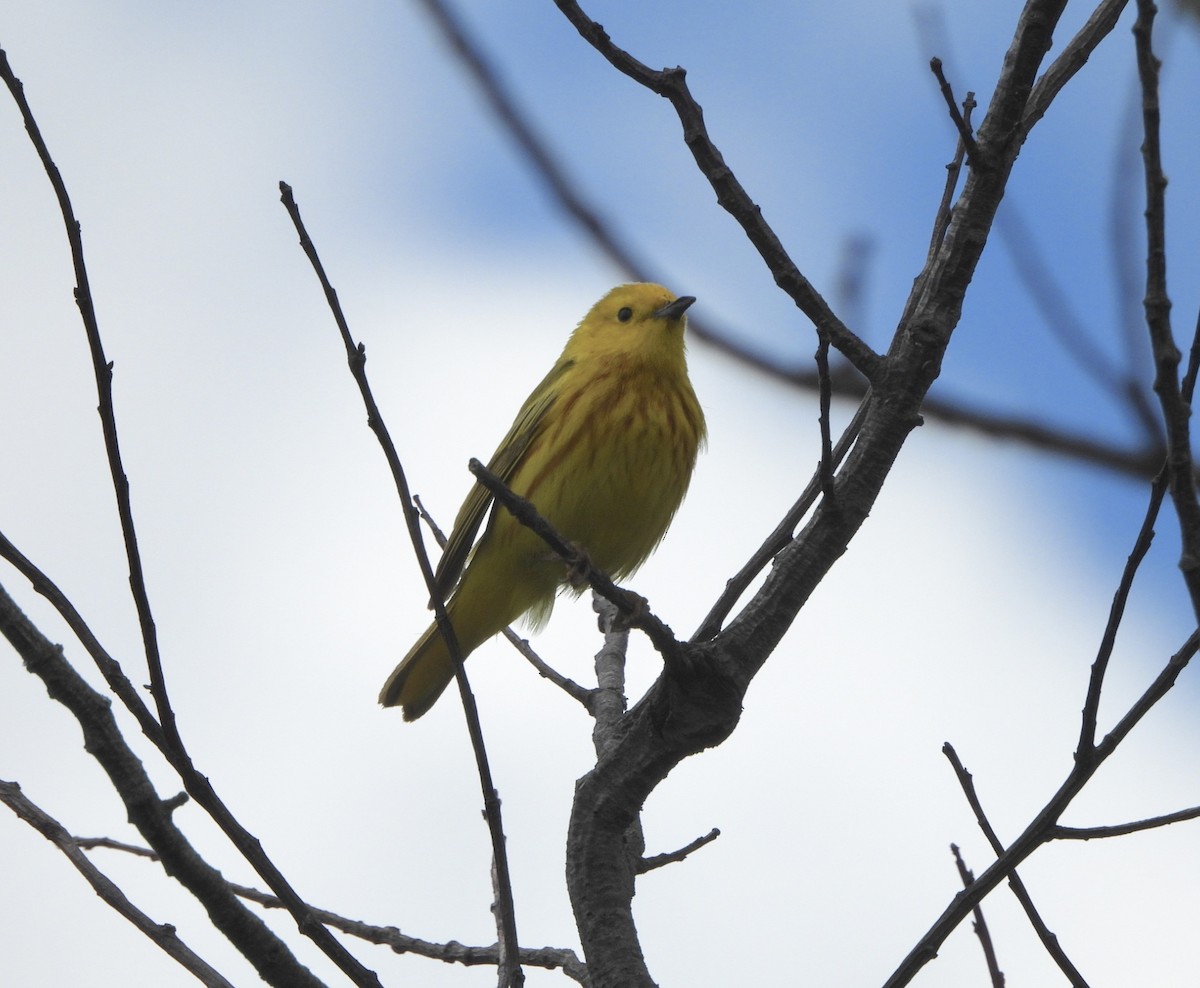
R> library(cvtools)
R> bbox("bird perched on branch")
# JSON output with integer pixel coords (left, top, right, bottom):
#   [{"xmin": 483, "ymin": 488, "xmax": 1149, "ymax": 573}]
[{"xmin": 380, "ymin": 282, "xmax": 705, "ymax": 720}]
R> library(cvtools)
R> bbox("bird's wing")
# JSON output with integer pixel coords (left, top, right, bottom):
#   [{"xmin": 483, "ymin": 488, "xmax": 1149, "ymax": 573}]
[{"xmin": 433, "ymin": 358, "xmax": 574, "ymax": 598}]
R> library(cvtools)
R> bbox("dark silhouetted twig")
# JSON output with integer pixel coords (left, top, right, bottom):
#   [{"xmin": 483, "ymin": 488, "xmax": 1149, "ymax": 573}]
[
  {"xmin": 944, "ymin": 745, "xmax": 1091, "ymax": 986},
  {"xmin": 930, "ymin": 58, "xmax": 981, "ymax": 164},
  {"xmin": 279, "ymin": 181, "xmax": 523, "ymax": 988},
  {"xmin": 950, "ymin": 844, "xmax": 1005, "ymax": 987},
  {"xmin": 638, "ymin": 828, "xmax": 721, "ymax": 874}
]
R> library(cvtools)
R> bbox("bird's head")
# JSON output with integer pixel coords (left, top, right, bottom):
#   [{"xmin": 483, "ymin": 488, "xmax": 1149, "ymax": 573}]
[{"xmin": 568, "ymin": 283, "xmax": 696, "ymax": 367}]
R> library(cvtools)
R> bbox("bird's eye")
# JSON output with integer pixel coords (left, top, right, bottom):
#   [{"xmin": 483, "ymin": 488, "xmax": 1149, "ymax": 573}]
[{"xmin": 617, "ymin": 307, "xmax": 633, "ymax": 322}]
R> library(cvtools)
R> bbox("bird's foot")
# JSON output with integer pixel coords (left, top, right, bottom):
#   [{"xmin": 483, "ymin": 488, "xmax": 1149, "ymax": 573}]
[{"xmin": 564, "ymin": 542, "xmax": 594, "ymax": 590}]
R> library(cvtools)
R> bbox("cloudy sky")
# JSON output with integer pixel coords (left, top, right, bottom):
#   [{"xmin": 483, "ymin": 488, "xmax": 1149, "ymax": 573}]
[{"xmin": 3, "ymin": 3, "xmax": 1200, "ymax": 986}]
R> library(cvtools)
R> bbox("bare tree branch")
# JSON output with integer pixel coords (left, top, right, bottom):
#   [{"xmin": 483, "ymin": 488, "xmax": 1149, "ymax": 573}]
[
  {"xmin": 1051, "ymin": 805, "xmax": 1200, "ymax": 839},
  {"xmin": 589, "ymin": 596, "xmax": 631, "ymax": 760},
  {"xmin": 917, "ymin": 2, "xmax": 1158, "ymax": 441},
  {"xmin": 0, "ymin": 46, "xmax": 385, "ymax": 987},
  {"xmin": 416, "ymin": 0, "xmax": 1174, "ymax": 490},
  {"xmin": 1022, "ymin": 0, "xmax": 1132, "ymax": 136},
  {"xmin": 944, "ymin": 746, "xmax": 1091, "ymax": 987},
  {"xmin": 504, "ymin": 627, "xmax": 594, "ymax": 708},
  {"xmin": 550, "ymin": 1, "xmax": 879, "ymax": 380},
  {"xmin": 0, "ymin": 582, "xmax": 331, "ymax": 988},
  {"xmin": 0, "ymin": 528, "xmax": 168, "ymax": 747},
  {"xmin": 0, "ymin": 780, "xmax": 237, "ymax": 988},
  {"xmin": 886, "ymin": 628, "xmax": 1200, "ymax": 988},
  {"xmin": 76, "ymin": 836, "xmax": 162, "ymax": 859},
  {"xmin": 234, "ymin": 884, "xmax": 590, "ymax": 985},
  {"xmin": 690, "ymin": 396, "xmax": 870, "ymax": 644},
  {"xmin": 814, "ymin": 329, "xmax": 837, "ymax": 501},
  {"xmin": 79, "ymin": 831, "xmax": 592, "ymax": 985},
  {"xmin": 638, "ymin": 828, "xmax": 721, "ymax": 875},
  {"xmin": 4, "ymin": 3, "xmax": 1194, "ymax": 985},
  {"xmin": 0, "ymin": 47, "xmax": 175, "ymax": 740},
  {"xmin": 1078, "ymin": 469, "xmax": 1168, "ymax": 752},
  {"xmin": 546, "ymin": 2, "xmax": 1104, "ymax": 982}
]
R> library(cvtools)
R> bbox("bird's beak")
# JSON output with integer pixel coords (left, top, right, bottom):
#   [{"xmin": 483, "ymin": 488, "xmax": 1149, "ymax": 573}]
[{"xmin": 652, "ymin": 296, "xmax": 696, "ymax": 321}]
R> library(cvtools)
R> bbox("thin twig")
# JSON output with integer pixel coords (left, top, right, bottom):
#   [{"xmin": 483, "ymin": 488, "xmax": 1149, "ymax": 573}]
[
  {"xmin": 1051, "ymin": 804, "xmax": 1200, "ymax": 839},
  {"xmin": 929, "ymin": 58, "xmax": 981, "ymax": 164},
  {"xmin": 949, "ymin": 844, "xmax": 1005, "ymax": 987},
  {"xmin": 81, "ymin": 832, "xmax": 590, "ymax": 984},
  {"xmin": 1078, "ymin": 467, "xmax": 1168, "ymax": 753},
  {"xmin": 278, "ymin": 182, "xmax": 523, "ymax": 987},
  {"xmin": 915, "ymin": 7, "xmax": 1155, "ymax": 439},
  {"xmin": 550, "ymin": 0, "xmax": 880, "ymax": 380},
  {"xmin": 0, "ymin": 48, "xmax": 176, "ymax": 742},
  {"xmin": 233, "ymin": 884, "xmax": 589, "ymax": 984},
  {"xmin": 76, "ymin": 836, "xmax": 161, "ymax": 859},
  {"xmin": 890, "ymin": 631, "xmax": 1200, "ymax": 988},
  {"xmin": 0, "ymin": 528, "xmax": 168, "ymax": 748},
  {"xmin": 1181, "ymin": 304, "xmax": 1200, "ymax": 404},
  {"xmin": 943, "ymin": 745, "xmax": 1090, "ymax": 986},
  {"xmin": 814, "ymin": 330, "xmax": 837, "ymax": 501},
  {"xmin": 906, "ymin": 76, "xmax": 975, "ymax": 346},
  {"xmin": 925, "ymin": 92, "xmax": 975, "ymax": 263},
  {"xmin": 503, "ymin": 627, "xmax": 593, "ymax": 708},
  {"xmin": 412, "ymin": 494, "xmax": 449, "ymax": 549},
  {"xmin": 638, "ymin": 828, "xmax": 721, "ymax": 874},
  {"xmin": 690, "ymin": 397, "xmax": 870, "ymax": 643},
  {"xmin": 1095, "ymin": 628, "xmax": 1200, "ymax": 759}
]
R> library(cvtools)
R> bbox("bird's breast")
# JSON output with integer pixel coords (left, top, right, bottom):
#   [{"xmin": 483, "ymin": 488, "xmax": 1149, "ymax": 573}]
[{"xmin": 512, "ymin": 363, "xmax": 703, "ymax": 579}]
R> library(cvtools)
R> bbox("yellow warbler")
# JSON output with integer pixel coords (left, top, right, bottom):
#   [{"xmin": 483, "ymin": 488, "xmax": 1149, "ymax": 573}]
[{"xmin": 380, "ymin": 283, "xmax": 706, "ymax": 720}]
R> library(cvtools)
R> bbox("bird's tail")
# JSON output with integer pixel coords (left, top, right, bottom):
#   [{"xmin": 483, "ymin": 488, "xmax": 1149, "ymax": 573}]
[
  {"xmin": 378, "ymin": 618, "xmax": 459, "ymax": 721},
  {"xmin": 381, "ymin": 562, "xmax": 552, "ymax": 719}
]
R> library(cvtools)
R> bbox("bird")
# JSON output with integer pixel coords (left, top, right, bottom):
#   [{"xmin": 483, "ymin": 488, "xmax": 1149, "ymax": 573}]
[{"xmin": 380, "ymin": 282, "xmax": 706, "ymax": 720}]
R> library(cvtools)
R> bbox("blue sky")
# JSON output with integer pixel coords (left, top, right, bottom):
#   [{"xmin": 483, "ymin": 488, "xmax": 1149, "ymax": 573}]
[{"xmin": 3, "ymin": 3, "xmax": 1200, "ymax": 986}]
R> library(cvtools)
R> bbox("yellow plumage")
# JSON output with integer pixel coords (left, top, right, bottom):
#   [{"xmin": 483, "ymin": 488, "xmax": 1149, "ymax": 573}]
[{"xmin": 380, "ymin": 283, "xmax": 705, "ymax": 720}]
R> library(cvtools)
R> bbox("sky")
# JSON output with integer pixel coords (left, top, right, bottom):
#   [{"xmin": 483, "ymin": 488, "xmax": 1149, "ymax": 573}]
[{"xmin": 2, "ymin": 2, "xmax": 1200, "ymax": 986}]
